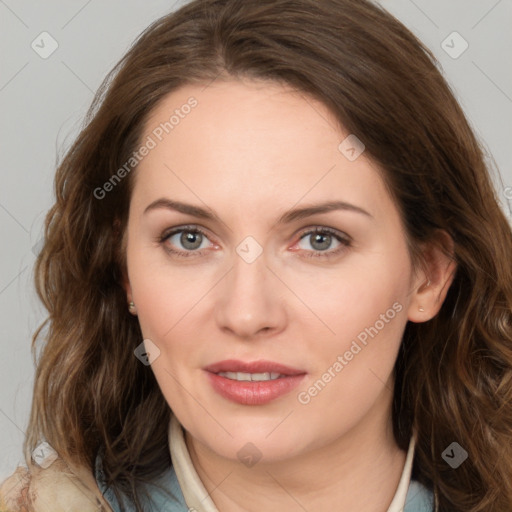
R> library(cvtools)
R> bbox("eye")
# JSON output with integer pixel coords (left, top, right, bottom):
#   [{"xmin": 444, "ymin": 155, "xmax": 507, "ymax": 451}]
[
  {"xmin": 159, "ymin": 225, "xmax": 351, "ymax": 259},
  {"xmin": 294, "ymin": 227, "xmax": 351, "ymax": 258},
  {"xmin": 159, "ymin": 225, "xmax": 214, "ymax": 257}
]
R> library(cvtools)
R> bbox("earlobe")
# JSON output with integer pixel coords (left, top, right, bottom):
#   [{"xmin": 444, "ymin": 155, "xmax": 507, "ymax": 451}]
[
  {"xmin": 125, "ymin": 282, "xmax": 138, "ymax": 315},
  {"xmin": 407, "ymin": 230, "xmax": 457, "ymax": 323}
]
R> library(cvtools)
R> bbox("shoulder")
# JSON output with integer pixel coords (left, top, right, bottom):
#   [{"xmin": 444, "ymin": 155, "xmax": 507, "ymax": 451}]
[{"xmin": 0, "ymin": 459, "xmax": 113, "ymax": 512}]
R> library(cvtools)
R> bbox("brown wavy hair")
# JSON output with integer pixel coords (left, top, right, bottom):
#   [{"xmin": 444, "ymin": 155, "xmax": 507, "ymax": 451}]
[{"xmin": 24, "ymin": 0, "xmax": 512, "ymax": 510}]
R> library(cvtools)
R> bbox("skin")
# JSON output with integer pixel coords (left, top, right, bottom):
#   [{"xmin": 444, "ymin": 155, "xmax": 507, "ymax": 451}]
[{"xmin": 123, "ymin": 78, "xmax": 456, "ymax": 511}]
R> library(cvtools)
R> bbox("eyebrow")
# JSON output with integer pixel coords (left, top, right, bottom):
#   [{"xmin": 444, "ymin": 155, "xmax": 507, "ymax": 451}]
[{"xmin": 143, "ymin": 198, "xmax": 373, "ymax": 224}]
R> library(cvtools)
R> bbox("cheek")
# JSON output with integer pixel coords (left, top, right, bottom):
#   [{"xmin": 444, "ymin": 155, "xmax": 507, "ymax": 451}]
[
  {"xmin": 127, "ymin": 241, "xmax": 209, "ymax": 338},
  {"xmin": 294, "ymin": 284, "xmax": 408, "ymax": 441},
  {"xmin": 297, "ymin": 245, "xmax": 411, "ymax": 397},
  {"xmin": 308, "ymin": 288, "xmax": 407, "ymax": 389},
  {"xmin": 301, "ymin": 252, "xmax": 410, "ymax": 340}
]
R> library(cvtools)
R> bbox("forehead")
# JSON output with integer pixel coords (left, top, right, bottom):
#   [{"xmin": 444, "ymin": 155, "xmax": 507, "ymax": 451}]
[{"xmin": 131, "ymin": 79, "xmax": 391, "ymax": 222}]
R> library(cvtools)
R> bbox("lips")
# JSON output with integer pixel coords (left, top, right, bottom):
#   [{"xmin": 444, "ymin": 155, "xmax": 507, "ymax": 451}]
[
  {"xmin": 204, "ymin": 359, "xmax": 307, "ymax": 405},
  {"xmin": 203, "ymin": 359, "xmax": 305, "ymax": 376}
]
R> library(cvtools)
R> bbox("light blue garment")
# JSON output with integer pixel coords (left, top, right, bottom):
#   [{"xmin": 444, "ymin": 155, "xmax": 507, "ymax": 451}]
[
  {"xmin": 95, "ymin": 452, "xmax": 434, "ymax": 512},
  {"xmin": 94, "ymin": 451, "xmax": 186, "ymax": 511},
  {"xmin": 403, "ymin": 480, "xmax": 435, "ymax": 511}
]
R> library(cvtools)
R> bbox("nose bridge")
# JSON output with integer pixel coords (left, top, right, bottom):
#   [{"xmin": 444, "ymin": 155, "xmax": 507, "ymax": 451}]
[
  {"xmin": 229, "ymin": 237, "xmax": 272, "ymax": 308},
  {"xmin": 214, "ymin": 236, "xmax": 285, "ymax": 337}
]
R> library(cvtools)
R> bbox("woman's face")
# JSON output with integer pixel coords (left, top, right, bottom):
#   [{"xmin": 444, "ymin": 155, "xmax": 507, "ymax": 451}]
[{"xmin": 124, "ymin": 78, "xmax": 419, "ymax": 463}]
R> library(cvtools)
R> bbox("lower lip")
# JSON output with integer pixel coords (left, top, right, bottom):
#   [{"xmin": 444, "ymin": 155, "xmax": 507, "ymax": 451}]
[{"xmin": 206, "ymin": 372, "xmax": 306, "ymax": 405}]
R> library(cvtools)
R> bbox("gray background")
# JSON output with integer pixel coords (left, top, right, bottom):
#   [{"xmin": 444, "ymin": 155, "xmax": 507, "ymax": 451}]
[{"xmin": 1, "ymin": 0, "xmax": 511, "ymax": 479}]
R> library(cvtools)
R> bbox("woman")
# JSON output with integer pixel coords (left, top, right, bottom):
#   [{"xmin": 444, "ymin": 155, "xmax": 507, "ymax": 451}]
[{"xmin": 1, "ymin": 0, "xmax": 511, "ymax": 510}]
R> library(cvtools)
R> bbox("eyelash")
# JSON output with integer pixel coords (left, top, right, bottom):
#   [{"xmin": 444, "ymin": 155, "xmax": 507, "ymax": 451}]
[{"xmin": 158, "ymin": 225, "xmax": 352, "ymax": 259}]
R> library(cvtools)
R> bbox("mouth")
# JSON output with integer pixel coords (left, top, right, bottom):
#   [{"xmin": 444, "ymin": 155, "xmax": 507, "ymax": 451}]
[
  {"xmin": 203, "ymin": 359, "xmax": 307, "ymax": 405},
  {"xmin": 215, "ymin": 371, "xmax": 286, "ymax": 382}
]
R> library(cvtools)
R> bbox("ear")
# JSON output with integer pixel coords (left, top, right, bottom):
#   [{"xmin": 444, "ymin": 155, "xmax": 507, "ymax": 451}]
[
  {"xmin": 407, "ymin": 229, "xmax": 457, "ymax": 323},
  {"xmin": 124, "ymin": 273, "xmax": 137, "ymax": 316}
]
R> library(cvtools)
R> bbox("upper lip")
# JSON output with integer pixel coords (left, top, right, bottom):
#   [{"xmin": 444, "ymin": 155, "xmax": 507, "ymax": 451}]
[{"xmin": 204, "ymin": 359, "xmax": 306, "ymax": 376}]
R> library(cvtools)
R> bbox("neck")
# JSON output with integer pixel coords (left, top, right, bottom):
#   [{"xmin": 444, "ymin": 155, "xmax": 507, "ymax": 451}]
[{"xmin": 185, "ymin": 388, "xmax": 407, "ymax": 512}]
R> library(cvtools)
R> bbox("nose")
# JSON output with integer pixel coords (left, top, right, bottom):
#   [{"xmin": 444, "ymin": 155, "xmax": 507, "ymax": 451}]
[{"xmin": 214, "ymin": 246, "xmax": 287, "ymax": 340}]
